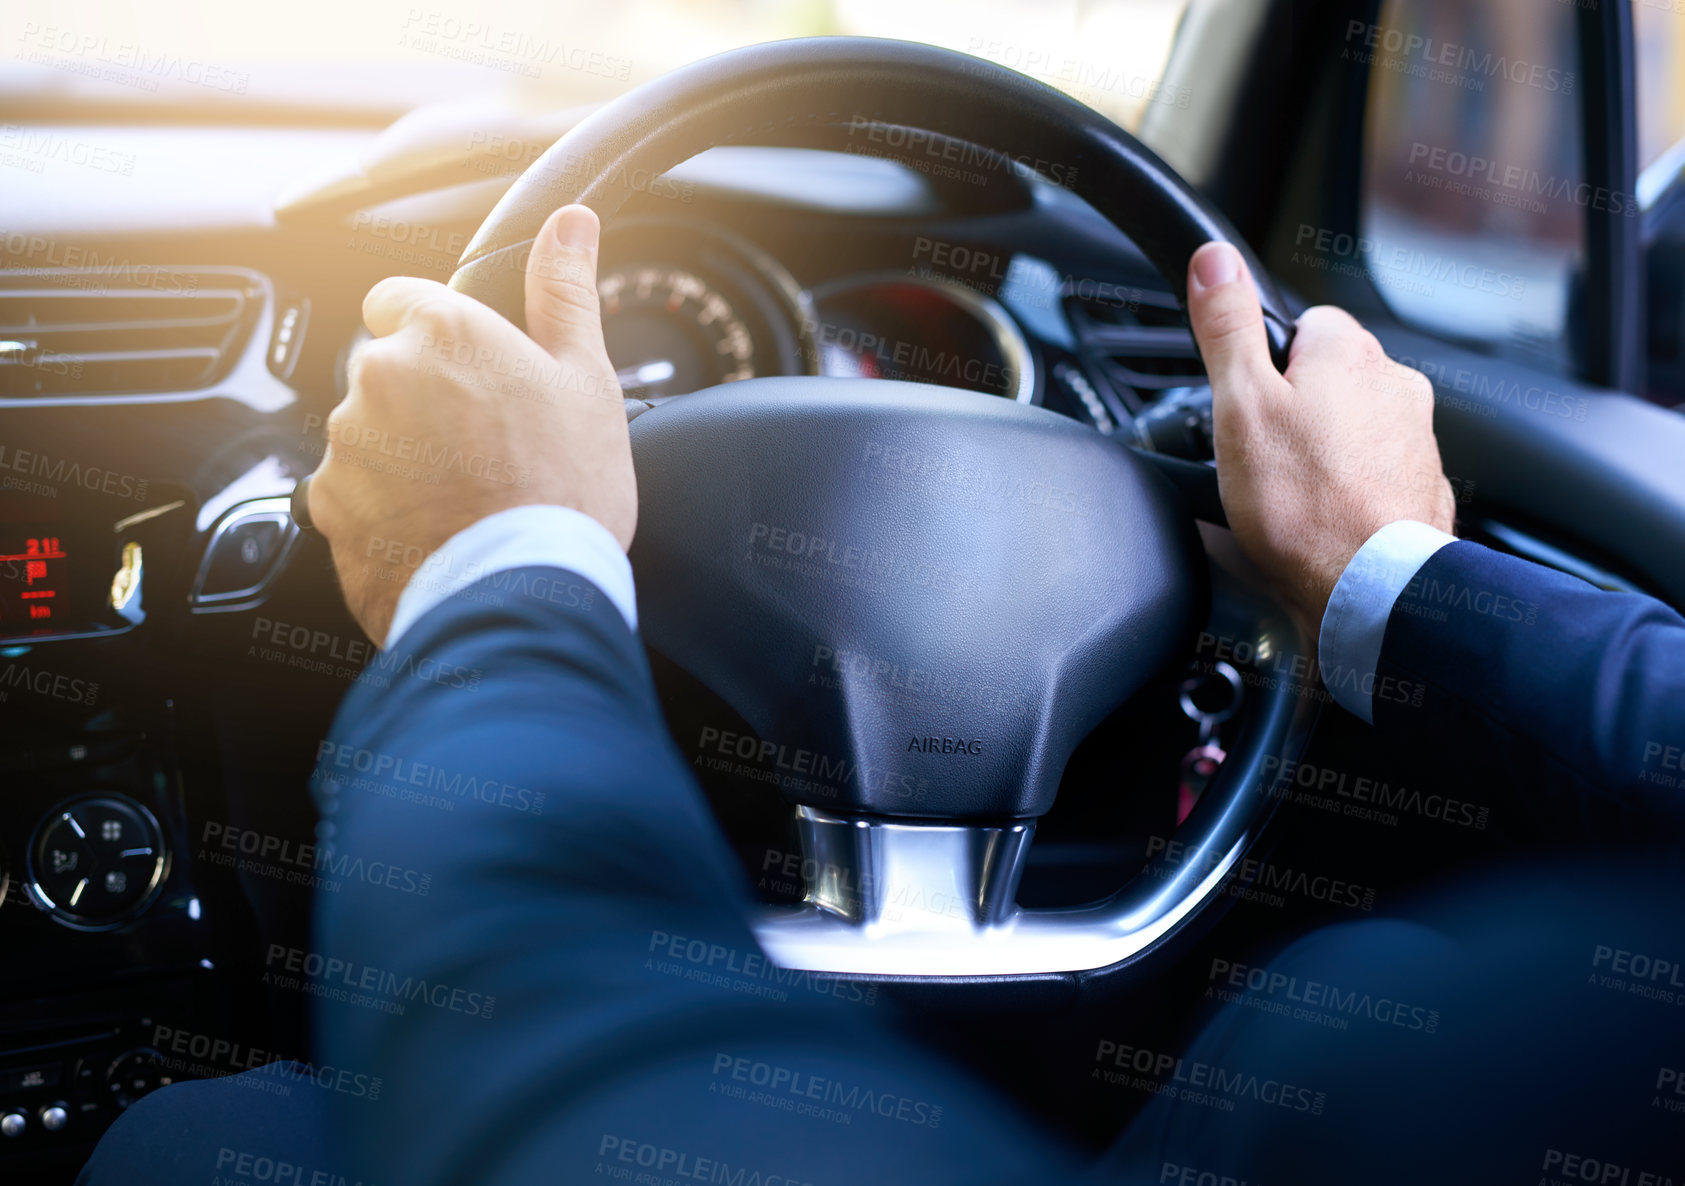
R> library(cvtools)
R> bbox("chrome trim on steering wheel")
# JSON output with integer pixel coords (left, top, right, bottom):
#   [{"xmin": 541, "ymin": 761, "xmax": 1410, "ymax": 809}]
[
  {"xmin": 753, "ymin": 830, "xmax": 1250, "ymax": 977},
  {"xmin": 788, "ymin": 806, "xmax": 1034, "ymax": 929}
]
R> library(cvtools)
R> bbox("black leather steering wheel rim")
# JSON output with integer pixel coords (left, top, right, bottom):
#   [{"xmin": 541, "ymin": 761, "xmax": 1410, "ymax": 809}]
[{"xmin": 449, "ymin": 35, "xmax": 1296, "ymax": 371}]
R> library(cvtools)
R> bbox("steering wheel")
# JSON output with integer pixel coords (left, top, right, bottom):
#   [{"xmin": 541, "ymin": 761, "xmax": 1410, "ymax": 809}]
[{"xmin": 446, "ymin": 37, "xmax": 1315, "ymax": 980}]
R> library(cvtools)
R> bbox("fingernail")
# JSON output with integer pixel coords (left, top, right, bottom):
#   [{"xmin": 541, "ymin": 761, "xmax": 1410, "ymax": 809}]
[
  {"xmin": 550, "ymin": 204, "xmax": 598, "ymax": 252},
  {"xmin": 1192, "ymin": 242, "xmax": 1242, "ymax": 292}
]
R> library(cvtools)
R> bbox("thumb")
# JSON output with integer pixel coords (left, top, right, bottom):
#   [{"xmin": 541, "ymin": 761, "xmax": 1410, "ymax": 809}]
[
  {"xmin": 524, "ymin": 204, "xmax": 608, "ymax": 361},
  {"xmin": 1186, "ymin": 242, "xmax": 1277, "ymax": 396}
]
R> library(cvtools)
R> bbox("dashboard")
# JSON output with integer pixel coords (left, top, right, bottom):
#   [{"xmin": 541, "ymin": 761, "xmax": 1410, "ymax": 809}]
[{"xmin": 0, "ymin": 121, "xmax": 1228, "ymax": 1178}]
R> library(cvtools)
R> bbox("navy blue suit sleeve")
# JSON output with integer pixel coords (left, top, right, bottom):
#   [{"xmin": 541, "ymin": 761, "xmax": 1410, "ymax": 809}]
[
  {"xmin": 1373, "ymin": 541, "xmax": 1685, "ymax": 834},
  {"xmin": 307, "ymin": 567, "xmax": 1073, "ymax": 1186}
]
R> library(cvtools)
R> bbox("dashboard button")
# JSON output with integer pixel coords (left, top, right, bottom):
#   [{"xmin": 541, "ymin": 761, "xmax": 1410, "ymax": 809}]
[
  {"xmin": 267, "ymin": 298, "xmax": 309, "ymax": 381},
  {"xmin": 1, "ymin": 1111, "xmax": 25, "ymax": 1138},
  {"xmin": 0, "ymin": 1063, "xmax": 62, "ymax": 1093},
  {"xmin": 31, "ymin": 815, "xmax": 96, "ymax": 910},
  {"xmin": 38, "ymin": 1103, "xmax": 67, "ymax": 1132},
  {"xmin": 0, "ymin": 731, "xmax": 143, "ymax": 775},
  {"xmin": 28, "ymin": 796, "xmax": 167, "ymax": 929},
  {"xmin": 199, "ymin": 518, "xmax": 284, "ymax": 598},
  {"xmin": 191, "ymin": 499, "xmax": 297, "ymax": 606},
  {"xmin": 105, "ymin": 1050, "xmax": 169, "ymax": 1110}
]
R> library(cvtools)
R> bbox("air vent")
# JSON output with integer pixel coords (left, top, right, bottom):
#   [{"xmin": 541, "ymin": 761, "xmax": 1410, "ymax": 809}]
[
  {"xmin": 1066, "ymin": 287, "xmax": 1205, "ymax": 401},
  {"xmin": 0, "ymin": 267, "xmax": 264, "ymax": 398}
]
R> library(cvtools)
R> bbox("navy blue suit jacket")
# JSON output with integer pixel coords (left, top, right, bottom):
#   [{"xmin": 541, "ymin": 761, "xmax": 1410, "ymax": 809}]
[
  {"xmin": 307, "ymin": 567, "xmax": 1073, "ymax": 1186},
  {"xmin": 1373, "ymin": 541, "xmax": 1685, "ymax": 836}
]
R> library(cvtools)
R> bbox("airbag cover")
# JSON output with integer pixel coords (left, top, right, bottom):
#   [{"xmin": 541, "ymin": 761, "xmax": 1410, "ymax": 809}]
[{"xmin": 629, "ymin": 378, "xmax": 1204, "ymax": 820}]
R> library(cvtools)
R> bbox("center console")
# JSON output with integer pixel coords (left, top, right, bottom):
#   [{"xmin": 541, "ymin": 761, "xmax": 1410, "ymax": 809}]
[
  {"xmin": 0, "ymin": 692, "xmax": 229, "ymax": 1175},
  {"xmin": 0, "ymin": 460, "xmax": 321, "ymax": 1180}
]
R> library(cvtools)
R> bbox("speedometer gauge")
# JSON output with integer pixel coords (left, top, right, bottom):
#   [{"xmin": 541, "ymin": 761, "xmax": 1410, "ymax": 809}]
[
  {"xmin": 599, "ymin": 266, "xmax": 757, "ymax": 398},
  {"xmin": 595, "ymin": 218, "xmax": 818, "ymax": 401}
]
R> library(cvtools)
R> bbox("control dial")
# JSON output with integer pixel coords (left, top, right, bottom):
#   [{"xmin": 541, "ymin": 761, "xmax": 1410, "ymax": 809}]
[
  {"xmin": 104, "ymin": 1048, "xmax": 171, "ymax": 1111},
  {"xmin": 27, "ymin": 795, "xmax": 167, "ymax": 929}
]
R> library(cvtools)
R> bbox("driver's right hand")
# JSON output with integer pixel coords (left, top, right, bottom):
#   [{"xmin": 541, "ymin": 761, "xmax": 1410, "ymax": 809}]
[
  {"xmin": 1185, "ymin": 241, "xmax": 1457, "ymax": 641},
  {"xmin": 308, "ymin": 204, "xmax": 636, "ymax": 646}
]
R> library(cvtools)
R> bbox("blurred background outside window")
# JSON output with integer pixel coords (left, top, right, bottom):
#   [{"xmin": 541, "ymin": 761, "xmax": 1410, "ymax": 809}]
[
  {"xmin": 1, "ymin": 0, "xmax": 1193, "ymax": 132},
  {"xmin": 1358, "ymin": 0, "xmax": 1685, "ymax": 378},
  {"xmin": 1636, "ymin": 0, "xmax": 1685, "ymax": 172}
]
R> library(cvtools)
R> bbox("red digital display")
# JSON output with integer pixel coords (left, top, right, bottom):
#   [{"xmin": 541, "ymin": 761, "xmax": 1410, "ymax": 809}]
[{"xmin": 0, "ymin": 533, "xmax": 71, "ymax": 633}]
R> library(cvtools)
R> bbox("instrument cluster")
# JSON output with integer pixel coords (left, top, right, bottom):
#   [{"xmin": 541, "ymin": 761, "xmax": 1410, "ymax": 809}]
[{"xmin": 596, "ymin": 218, "xmax": 1037, "ymax": 404}]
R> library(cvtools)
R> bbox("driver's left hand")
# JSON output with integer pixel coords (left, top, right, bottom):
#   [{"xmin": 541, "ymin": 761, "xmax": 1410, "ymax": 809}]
[{"xmin": 308, "ymin": 204, "xmax": 635, "ymax": 644}]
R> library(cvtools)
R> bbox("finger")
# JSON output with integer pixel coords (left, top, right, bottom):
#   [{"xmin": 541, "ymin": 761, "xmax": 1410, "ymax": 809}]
[
  {"xmin": 361, "ymin": 275, "xmax": 458, "ymax": 338},
  {"xmin": 305, "ymin": 401, "xmax": 359, "ymax": 541},
  {"xmin": 1286, "ymin": 305, "xmax": 1371, "ymax": 370},
  {"xmin": 305, "ymin": 467, "xmax": 332, "ymax": 539},
  {"xmin": 342, "ymin": 333, "xmax": 379, "ymax": 394},
  {"xmin": 1287, "ymin": 303, "xmax": 1368, "ymax": 353},
  {"xmin": 339, "ymin": 334, "xmax": 416, "ymax": 411},
  {"xmin": 1186, "ymin": 242, "xmax": 1277, "ymax": 399},
  {"xmin": 1379, "ymin": 358, "xmax": 1437, "ymax": 412},
  {"xmin": 524, "ymin": 204, "xmax": 608, "ymax": 362}
]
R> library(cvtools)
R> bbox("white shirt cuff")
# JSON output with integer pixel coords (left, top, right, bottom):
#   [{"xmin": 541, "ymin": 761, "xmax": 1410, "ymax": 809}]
[
  {"xmin": 1317, "ymin": 520, "xmax": 1457, "ymax": 724},
  {"xmin": 383, "ymin": 505, "xmax": 637, "ymax": 651}
]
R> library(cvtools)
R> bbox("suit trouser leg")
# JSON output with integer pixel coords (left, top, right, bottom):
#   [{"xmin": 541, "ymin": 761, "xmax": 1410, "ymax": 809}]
[
  {"xmin": 74, "ymin": 1060, "xmax": 375, "ymax": 1186},
  {"xmin": 1098, "ymin": 861, "xmax": 1685, "ymax": 1184}
]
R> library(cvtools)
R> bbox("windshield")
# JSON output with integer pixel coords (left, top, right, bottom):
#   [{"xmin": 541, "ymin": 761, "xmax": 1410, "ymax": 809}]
[{"xmin": 2, "ymin": 0, "xmax": 1193, "ymax": 130}]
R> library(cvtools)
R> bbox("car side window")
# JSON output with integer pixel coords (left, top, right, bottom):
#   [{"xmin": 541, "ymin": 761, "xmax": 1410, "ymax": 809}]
[{"xmin": 1358, "ymin": 0, "xmax": 1588, "ymax": 376}]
